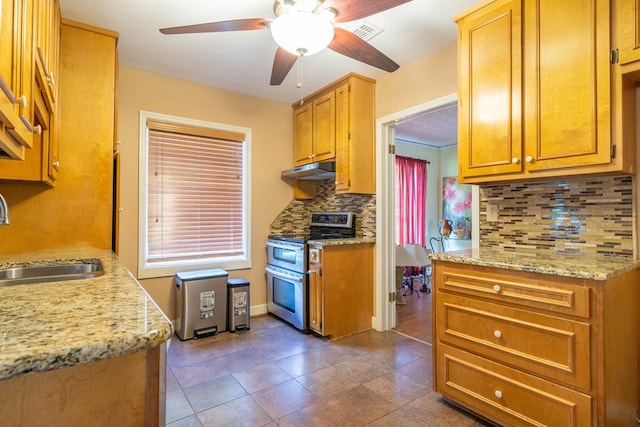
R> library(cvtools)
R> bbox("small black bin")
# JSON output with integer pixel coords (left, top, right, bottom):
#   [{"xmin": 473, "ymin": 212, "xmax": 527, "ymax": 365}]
[{"xmin": 227, "ymin": 278, "xmax": 250, "ymax": 332}]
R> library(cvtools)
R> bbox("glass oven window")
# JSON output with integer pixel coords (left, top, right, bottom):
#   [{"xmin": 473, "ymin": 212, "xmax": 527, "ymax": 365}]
[
  {"xmin": 273, "ymin": 276, "xmax": 296, "ymax": 313},
  {"xmin": 273, "ymin": 247, "xmax": 298, "ymax": 266}
]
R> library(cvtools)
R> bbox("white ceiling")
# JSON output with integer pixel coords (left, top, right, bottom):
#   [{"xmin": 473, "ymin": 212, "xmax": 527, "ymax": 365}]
[
  {"xmin": 58, "ymin": 0, "xmax": 471, "ymax": 145},
  {"xmin": 394, "ymin": 104, "xmax": 458, "ymax": 148}
]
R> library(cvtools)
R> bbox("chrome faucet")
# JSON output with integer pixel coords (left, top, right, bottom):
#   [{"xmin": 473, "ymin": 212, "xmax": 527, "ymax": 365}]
[{"xmin": 0, "ymin": 193, "xmax": 9, "ymax": 225}]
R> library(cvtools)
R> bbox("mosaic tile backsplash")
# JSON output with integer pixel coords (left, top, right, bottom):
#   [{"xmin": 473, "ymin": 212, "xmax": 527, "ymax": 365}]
[
  {"xmin": 480, "ymin": 175, "xmax": 635, "ymax": 257},
  {"xmin": 271, "ymin": 180, "xmax": 376, "ymax": 237}
]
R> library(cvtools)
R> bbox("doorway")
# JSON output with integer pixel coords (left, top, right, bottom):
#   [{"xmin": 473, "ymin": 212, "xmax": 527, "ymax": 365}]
[
  {"xmin": 373, "ymin": 93, "xmax": 479, "ymax": 335},
  {"xmin": 392, "ymin": 101, "xmax": 457, "ymax": 343}
]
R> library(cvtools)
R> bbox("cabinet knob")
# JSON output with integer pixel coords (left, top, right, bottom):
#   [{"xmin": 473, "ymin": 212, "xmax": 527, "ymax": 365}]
[
  {"xmin": 16, "ymin": 95, "xmax": 27, "ymax": 109},
  {"xmin": 494, "ymin": 330, "xmax": 502, "ymax": 338},
  {"xmin": 493, "ymin": 285, "xmax": 501, "ymax": 293},
  {"xmin": 33, "ymin": 125, "xmax": 42, "ymax": 135},
  {"xmin": 511, "ymin": 157, "xmax": 519, "ymax": 164},
  {"xmin": 47, "ymin": 72, "xmax": 55, "ymax": 87},
  {"xmin": 525, "ymin": 155, "xmax": 533, "ymax": 163},
  {"xmin": 494, "ymin": 390, "xmax": 503, "ymax": 399},
  {"xmin": 53, "ymin": 161, "xmax": 60, "ymax": 168}
]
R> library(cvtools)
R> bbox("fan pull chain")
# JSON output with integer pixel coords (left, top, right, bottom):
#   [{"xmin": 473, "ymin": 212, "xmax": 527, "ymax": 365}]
[{"xmin": 297, "ymin": 48, "xmax": 306, "ymax": 105}]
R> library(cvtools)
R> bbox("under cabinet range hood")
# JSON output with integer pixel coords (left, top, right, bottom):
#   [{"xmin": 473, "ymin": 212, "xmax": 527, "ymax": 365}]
[{"xmin": 281, "ymin": 161, "xmax": 336, "ymax": 181}]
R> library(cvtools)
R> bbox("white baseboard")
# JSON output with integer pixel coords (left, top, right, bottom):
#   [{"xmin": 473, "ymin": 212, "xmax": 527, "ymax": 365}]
[{"xmin": 170, "ymin": 303, "xmax": 268, "ymax": 329}]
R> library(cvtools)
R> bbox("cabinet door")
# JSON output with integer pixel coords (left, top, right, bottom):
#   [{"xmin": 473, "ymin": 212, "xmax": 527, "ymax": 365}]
[
  {"xmin": 457, "ymin": 0, "xmax": 523, "ymax": 179},
  {"xmin": 308, "ymin": 248, "xmax": 323, "ymax": 335},
  {"xmin": 312, "ymin": 90, "xmax": 335, "ymax": 162},
  {"xmin": 523, "ymin": 0, "xmax": 611, "ymax": 171},
  {"xmin": 334, "ymin": 83, "xmax": 350, "ymax": 192},
  {"xmin": 616, "ymin": 0, "xmax": 640, "ymax": 65},
  {"xmin": 436, "ymin": 343, "xmax": 592, "ymax": 427},
  {"xmin": 0, "ymin": 0, "xmax": 34, "ymax": 157},
  {"xmin": 34, "ymin": 0, "xmax": 59, "ymax": 110},
  {"xmin": 293, "ymin": 102, "xmax": 313, "ymax": 166}
]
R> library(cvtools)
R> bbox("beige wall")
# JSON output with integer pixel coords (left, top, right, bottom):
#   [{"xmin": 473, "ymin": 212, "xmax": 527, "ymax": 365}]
[
  {"xmin": 0, "ymin": 40, "xmax": 459, "ymax": 323},
  {"xmin": 376, "ymin": 44, "xmax": 457, "ymax": 118},
  {"xmin": 0, "ymin": 23, "xmax": 115, "ymax": 254},
  {"xmin": 117, "ymin": 67, "xmax": 294, "ymax": 319}
]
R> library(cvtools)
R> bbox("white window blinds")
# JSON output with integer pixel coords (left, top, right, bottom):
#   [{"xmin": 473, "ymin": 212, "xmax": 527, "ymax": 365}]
[{"xmin": 146, "ymin": 120, "xmax": 245, "ymax": 264}]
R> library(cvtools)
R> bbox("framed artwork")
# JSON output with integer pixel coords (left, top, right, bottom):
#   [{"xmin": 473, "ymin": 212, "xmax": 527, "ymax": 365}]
[{"xmin": 442, "ymin": 176, "xmax": 472, "ymax": 239}]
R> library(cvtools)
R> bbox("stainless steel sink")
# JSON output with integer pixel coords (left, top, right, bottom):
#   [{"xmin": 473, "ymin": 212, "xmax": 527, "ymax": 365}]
[{"xmin": 0, "ymin": 259, "xmax": 104, "ymax": 286}]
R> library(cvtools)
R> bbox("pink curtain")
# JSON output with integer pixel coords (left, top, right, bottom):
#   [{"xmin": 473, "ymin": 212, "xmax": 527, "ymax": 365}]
[{"xmin": 395, "ymin": 156, "xmax": 427, "ymax": 246}]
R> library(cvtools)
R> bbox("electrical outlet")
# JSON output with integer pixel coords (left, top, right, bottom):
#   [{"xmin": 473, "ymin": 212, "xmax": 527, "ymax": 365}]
[{"xmin": 486, "ymin": 203, "xmax": 498, "ymax": 222}]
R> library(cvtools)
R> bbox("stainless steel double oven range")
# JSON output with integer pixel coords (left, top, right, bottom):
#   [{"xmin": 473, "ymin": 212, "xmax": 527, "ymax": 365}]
[{"xmin": 265, "ymin": 212, "xmax": 356, "ymax": 332}]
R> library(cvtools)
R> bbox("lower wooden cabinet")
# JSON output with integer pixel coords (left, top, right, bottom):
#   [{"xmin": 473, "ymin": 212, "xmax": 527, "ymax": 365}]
[
  {"xmin": 308, "ymin": 242, "xmax": 373, "ymax": 339},
  {"xmin": 0, "ymin": 344, "xmax": 166, "ymax": 426},
  {"xmin": 433, "ymin": 261, "xmax": 639, "ymax": 426},
  {"xmin": 437, "ymin": 343, "xmax": 592, "ymax": 427}
]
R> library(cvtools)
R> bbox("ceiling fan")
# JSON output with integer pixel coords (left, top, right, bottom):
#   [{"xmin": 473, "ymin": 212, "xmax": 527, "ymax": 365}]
[{"xmin": 159, "ymin": 0, "xmax": 412, "ymax": 86}]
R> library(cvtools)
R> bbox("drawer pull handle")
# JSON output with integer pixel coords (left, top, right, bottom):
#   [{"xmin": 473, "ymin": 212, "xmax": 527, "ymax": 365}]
[
  {"xmin": 494, "ymin": 330, "xmax": 502, "ymax": 338},
  {"xmin": 494, "ymin": 390, "xmax": 503, "ymax": 399},
  {"xmin": 493, "ymin": 285, "xmax": 501, "ymax": 293}
]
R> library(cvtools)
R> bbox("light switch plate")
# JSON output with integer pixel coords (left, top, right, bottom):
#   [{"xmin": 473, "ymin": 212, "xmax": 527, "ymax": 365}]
[{"xmin": 486, "ymin": 203, "xmax": 498, "ymax": 222}]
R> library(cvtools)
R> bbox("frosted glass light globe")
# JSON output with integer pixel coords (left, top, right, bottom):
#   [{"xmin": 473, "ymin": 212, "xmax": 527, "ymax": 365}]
[{"xmin": 271, "ymin": 11, "xmax": 334, "ymax": 56}]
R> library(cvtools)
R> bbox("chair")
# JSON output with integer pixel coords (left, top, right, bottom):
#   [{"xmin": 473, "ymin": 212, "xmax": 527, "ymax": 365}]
[
  {"xmin": 402, "ymin": 243, "xmax": 432, "ymax": 294},
  {"xmin": 395, "ymin": 245, "xmax": 416, "ymax": 304}
]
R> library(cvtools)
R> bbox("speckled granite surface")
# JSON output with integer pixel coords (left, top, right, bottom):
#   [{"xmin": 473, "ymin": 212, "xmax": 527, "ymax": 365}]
[
  {"xmin": 0, "ymin": 249, "xmax": 172, "ymax": 380},
  {"xmin": 430, "ymin": 247, "xmax": 640, "ymax": 281},
  {"xmin": 307, "ymin": 237, "xmax": 376, "ymax": 246}
]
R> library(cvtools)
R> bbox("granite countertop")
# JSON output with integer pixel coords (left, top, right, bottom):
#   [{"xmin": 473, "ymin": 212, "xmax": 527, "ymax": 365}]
[
  {"xmin": 430, "ymin": 247, "xmax": 640, "ymax": 281},
  {"xmin": 307, "ymin": 237, "xmax": 376, "ymax": 246},
  {"xmin": 0, "ymin": 249, "xmax": 172, "ymax": 380}
]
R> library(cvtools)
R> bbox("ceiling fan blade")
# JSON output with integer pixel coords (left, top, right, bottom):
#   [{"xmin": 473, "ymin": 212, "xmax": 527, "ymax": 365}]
[
  {"xmin": 323, "ymin": 0, "xmax": 412, "ymax": 23},
  {"xmin": 270, "ymin": 47, "xmax": 298, "ymax": 85},
  {"xmin": 160, "ymin": 18, "xmax": 270, "ymax": 35},
  {"xmin": 329, "ymin": 27, "xmax": 399, "ymax": 72}
]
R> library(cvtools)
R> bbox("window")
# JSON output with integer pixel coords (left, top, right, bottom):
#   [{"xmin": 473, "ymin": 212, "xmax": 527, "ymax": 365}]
[{"xmin": 138, "ymin": 111, "xmax": 251, "ymax": 278}]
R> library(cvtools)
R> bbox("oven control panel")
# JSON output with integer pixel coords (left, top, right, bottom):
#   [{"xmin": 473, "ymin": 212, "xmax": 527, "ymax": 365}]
[{"xmin": 310, "ymin": 212, "xmax": 354, "ymax": 228}]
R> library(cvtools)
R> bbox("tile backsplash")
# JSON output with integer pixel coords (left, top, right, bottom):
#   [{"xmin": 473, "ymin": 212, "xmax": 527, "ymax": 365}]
[
  {"xmin": 270, "ymin": 180, "xmax": 376, "ymax": 237},
  {"xmin": 480, "ymin": 175, "xmax": 635, "ymax": 257}
]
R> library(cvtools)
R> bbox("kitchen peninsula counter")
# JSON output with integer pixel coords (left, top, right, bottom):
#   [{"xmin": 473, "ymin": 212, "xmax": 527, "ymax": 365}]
[
  {"xmin": 0, "ymin": 249, "xmax": 172, "ymax": 380},
  {"xmin": 430, "ymin": 247, "xmax": 640, "ymax": 281},
  {"xmin": 0, "ymin": 249, "xmax": 172, "ymax": 425},
  {"xmin": 431, "ymin": 247, "xmax": 640, "ymax": 425}
]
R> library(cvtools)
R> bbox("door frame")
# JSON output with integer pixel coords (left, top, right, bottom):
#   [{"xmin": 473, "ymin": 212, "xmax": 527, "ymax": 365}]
[{"xmin": 373, "ymin": 93, "xmax": 458, "ymax": 332}]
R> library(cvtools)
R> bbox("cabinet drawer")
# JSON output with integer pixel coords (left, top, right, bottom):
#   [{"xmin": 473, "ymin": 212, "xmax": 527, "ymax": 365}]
[
  {"xmin": 436, "ymin": 263, "xmax": 590, "ymax": 318},
  {"xmin": 437, "ymin": 293, "xmax": 591, "ymax": 390},
  {"xmin": 436, "ymin": 343, "xmax": 592, "ymax": 427}
]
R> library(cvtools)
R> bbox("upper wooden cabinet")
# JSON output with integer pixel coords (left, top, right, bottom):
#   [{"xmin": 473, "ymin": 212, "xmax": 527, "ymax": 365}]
[
  {"xmin": 0, "ymin": 0, "xmax": 37, "ymax": 159},
  {"xmin": 334, "ymin": 77, "xmax": 375, "ymax": 194},
  {"xmin": 457, "ymin": 0, "xmax": 632, "ymax": 184},
  {"xmin": 34, "ymin": 0, "xmax": 60, "ymax": 112},
  {"xmin": 291, "ymin": 73, "xmax": 375, "ymax": 197},
  {"xmin": 614, "ymin": 0, "xmax": 640, "ymax": 65},
  {"xmin": 0, "ymin": 0, "xmax": 60, "ymax": 184},
  {"xmin": 293, "ymin": 91, "xmax": 335, "ymax": 166}
]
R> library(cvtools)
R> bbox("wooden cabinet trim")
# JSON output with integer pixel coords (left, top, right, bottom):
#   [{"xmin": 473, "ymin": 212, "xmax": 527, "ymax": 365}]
[
  {"xmin": 437, "ymin": 343, "xmax": 592, "ymax": 427},
  {"xmin": 438, "ymin": 293, "xmax": 591, "ymax": 390},
  {"xmin": 437, "ymin": 265, "xmax": 591, "ymax": 318}
]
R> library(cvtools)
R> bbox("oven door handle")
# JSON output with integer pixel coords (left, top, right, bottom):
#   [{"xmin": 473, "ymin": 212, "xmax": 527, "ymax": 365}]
[
  {"xmin": 267, "ymin": 240, "xmax": 304, "ymax": 251},
  {"xmin": 265, "ymin": 265, "xmax": 305, "ymax": 280}
]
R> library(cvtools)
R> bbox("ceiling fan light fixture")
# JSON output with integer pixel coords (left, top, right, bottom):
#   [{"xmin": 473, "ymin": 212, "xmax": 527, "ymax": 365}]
[{"xmin": 270, "ymin": 11, "xmax": 334, "ymax": 56}]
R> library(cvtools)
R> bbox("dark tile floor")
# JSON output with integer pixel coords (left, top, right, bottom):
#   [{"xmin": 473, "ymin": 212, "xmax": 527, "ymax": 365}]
[{"xmin": 166, "ymin": 315, "xmax": 491, "ymax": 426}]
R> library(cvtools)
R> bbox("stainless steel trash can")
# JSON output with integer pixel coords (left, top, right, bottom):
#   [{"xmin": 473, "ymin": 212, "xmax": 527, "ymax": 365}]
[
  {"xmin": 175, "ymin": 268, "xmax": 228, "ymax": 340},
  {"xmin": 227, "ymin": 278, "xmax": 250, "ymax": 332}
]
